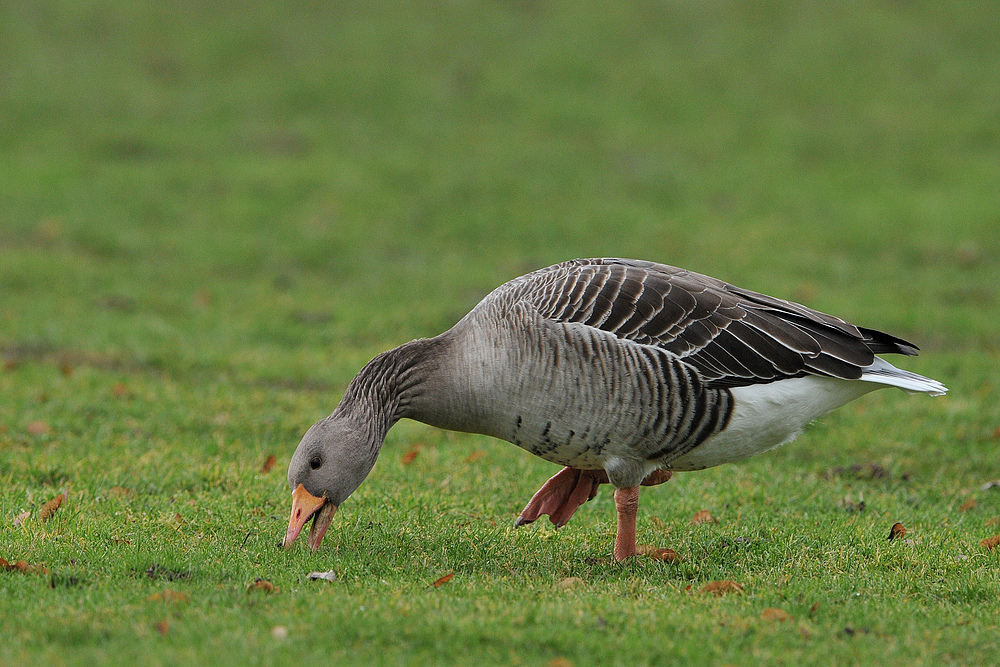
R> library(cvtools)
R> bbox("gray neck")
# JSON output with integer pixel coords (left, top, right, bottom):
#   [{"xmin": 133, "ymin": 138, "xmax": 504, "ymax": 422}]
[{"xmin": 332, "ymin": 335, "xmax": 453, "ymax": 444}]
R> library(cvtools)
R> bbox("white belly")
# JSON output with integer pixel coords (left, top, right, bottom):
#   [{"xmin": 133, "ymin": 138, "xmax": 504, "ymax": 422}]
[{"xmin": 667, "ymin": 375, "xmax": 879, "ymax": 471}]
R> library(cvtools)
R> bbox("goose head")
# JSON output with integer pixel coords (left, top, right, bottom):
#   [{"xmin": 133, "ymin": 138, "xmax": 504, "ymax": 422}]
[{"xmin": 283, "ymin": 416, "xmax": 378, "ymax": 551}]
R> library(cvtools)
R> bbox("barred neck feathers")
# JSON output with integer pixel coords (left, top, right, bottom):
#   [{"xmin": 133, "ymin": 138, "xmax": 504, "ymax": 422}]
[{"xmin": 332, "ymin": 337, "xmax": 449, "ymax": 444}]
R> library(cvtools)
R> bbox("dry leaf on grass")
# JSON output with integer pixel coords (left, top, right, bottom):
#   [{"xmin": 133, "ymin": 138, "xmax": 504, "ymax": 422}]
[
  {"xmin": 108, "ymin": 486, "xmax": 133, "ymax": 498},
  {"xmin": 430, "ymin": 573, "xmax": 454, "ymax": 588},
  {"xmin": 691, "ymin": 510, "xmax": 717, "ymax": 526},
  {"xmin": 12, "ymin": 511, "xmax": 30, "ymax": 527},
  {"xmin": 695, "ymin": 580, "xmax": 744, "ymax": 596},
  {"xmin": 155, "ymin": 619, "xmax": 170, "ymax": 635},
  {"xmin": 981, "ymin": 536, "xmax": 1000, "ymax": 552},
  {"xmin": 40, "ymin": 494, "xmax": 64, "ymax": 522},
  {"xmin": 1, "ymin": 557, "xmax": 49, "ymax": 575},
  {"xmin": 248, "ymin": 578, "xmax": 277, "ymax": 593},
  {"xmin": 557, "ymin": 577, "xmax": 585, "ymax": 590},
  {"xmin": 960, "ymin": 498, "xmax": 976, "ymax": 512},
  {"xmin": 887, "ymin": 522, "xmax": 907, "ymax": 541},
  {"xmin": 261, "ymin": 454, "xmax": 277, "ymax": 474},
  {"xmin": 981, "ymin": 480, "xmax": 1000, "ymax": 491},
  {"xmin": 761, "ymin": 608, "xmax": 792, "ymax": 622},
  {"xmin": 145, "ymin": 589, "xmax": 189, "ymax": 603},
  {"xmin": 26, "ymin": 421, "xmax": 49, "ymax": 436},
  {"xmin": 808, "ymin": 602, "xmax": 820, "ymax": 617},
  {"xmin": 636, "ymin": 545, "xmax": 682, "ymax": 562},
  {"xmin": 986, "ymin": 517, "xmax": 1000, "ymax": 528},
  {"xmin": 401, "ymin": 450, "xmax": 419, "ymax": 465}
]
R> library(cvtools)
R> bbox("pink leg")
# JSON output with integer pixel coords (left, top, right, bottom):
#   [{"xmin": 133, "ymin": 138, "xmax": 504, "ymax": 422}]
[
  {"xmin": 613, "ymin": 486, "xmax": 641, "ymax": 561},
  {"xmin": 515, "ymin": 467, "xmax": 606, "ymax": 528},
  {"xmin": 515, "ymin": 467, "xmax": 673, "ymax": 529}
]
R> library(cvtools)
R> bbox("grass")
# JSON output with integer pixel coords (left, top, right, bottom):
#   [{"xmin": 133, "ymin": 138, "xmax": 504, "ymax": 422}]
[{"xmin": 2, "ymin": 1, "xmax": 999, "ymax": 664}]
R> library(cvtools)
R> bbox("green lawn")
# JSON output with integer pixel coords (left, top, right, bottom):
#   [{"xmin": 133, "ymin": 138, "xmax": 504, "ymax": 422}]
[{"xmin": 2, "ymin": 1, "xmax": 999, "ymax": 664}]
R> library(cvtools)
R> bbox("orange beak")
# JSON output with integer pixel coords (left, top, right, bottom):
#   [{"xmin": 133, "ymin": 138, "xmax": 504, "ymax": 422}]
[{"xmin": 283, "ymin": 483, "xmax": 338, "ymax": 551}]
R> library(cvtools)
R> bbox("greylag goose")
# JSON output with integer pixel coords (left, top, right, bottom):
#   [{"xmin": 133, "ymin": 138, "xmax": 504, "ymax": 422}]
[{"xmin": 283, "ymin": 258, "xmax": 946, "ymax": 560}]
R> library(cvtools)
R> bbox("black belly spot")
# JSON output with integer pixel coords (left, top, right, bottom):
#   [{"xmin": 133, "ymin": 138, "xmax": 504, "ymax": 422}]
[{"xmin": 541, "ymin": 421, "xmax": 552, "ymax": 438}]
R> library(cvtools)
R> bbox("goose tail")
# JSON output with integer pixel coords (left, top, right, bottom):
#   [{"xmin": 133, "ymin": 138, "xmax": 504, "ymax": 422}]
[{"xmin": 861, "ymin": 356, "xmax": 948, "ymax": 396}]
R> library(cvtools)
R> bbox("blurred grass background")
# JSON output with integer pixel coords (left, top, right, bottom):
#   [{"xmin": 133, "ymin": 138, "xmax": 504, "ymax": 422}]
[
  {"xmin": 3, "ymin": 1, "xmax": 997, "ymax": 377},
  {"xmin": 1, "ymin": 1, "xmax": 998, "ymax": 665}
]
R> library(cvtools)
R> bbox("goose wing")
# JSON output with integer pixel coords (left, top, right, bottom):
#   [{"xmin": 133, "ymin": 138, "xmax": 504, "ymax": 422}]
[{"xmin": 517, "ymin": 258, "xmax": 917, "ymax": 389}]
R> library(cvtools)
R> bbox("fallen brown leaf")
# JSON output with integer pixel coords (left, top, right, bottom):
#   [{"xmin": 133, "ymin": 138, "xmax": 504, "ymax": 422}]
[
  {"xmin": 691, "ymin": 510, "xmax": 717, "ymax": 526},
  {"xmin": 12, "ymin": 560, "xmax": 34, "ymax": 574},
  {"xmin": 145, "ymin": 589, "xmax": 189, "ymax": 603},
  {"xmin": 986, "ymin": 517, "xmax": 1000, "ymax": 528},
  {"xmin": 155, "ymin": 619, "xmax": 170, "ymax": 635},
  {"xmin": 636, "ymin": 545, "xmax": 682, "ymax": 562},
  {"xmin": 557, "ymin": 577, "xmax": 585, "ymax": 590},
  {"xmin": 26, "ymin": 421, "xmax": 49, "ymax": 436},
  {"xmin": 808, "ymin": 602, "xmax": 820, "ymax": 617},
  {"xmin": 649, "ymin": 516, "xmax": 668, "ymax": 531},
  {"xmin": 39, "ymin": 494, "xmax": 64, "ymax": 522},
  {"xmin": 697, "ymin": 580, "xmax": 744, "ymax": 596},
  {"xmin": 18, "ymin": 560, "xmax": 48, "ymax": 574},
  {"xmin": 248, "ymin": 578, "xmax": 277, "ymax": 593},
  {"xmin": 887, "ymin": 522, "xmax": 907, "ymax": 541},
  {"xmin": 431, "ymin": 573, "xmax": 454, "ymax": 588},
  {"xmin": 981, "ymin": 536, "xmax": 1000, "ymax": 552},
  {"xmin": 465, "ymin": 451, "xmax": 485, "ymax": 463},
  {"xmin": 401, "ymin": 450, "xmax": 419, "ymax": 465},
  {"xmin": 761, "ymin": 608, "xmax": 792, "ymax": 622},
  {"xmin": 261, "ymin": 454, "xmax": 277, "ymax": 474},
  {"xmin": 12, "ymin": 511, "xmax": 30, "ymax": 527},
  {"xmin": 960, "ymin": 498, "xmax": 976, "ymax": 512}
]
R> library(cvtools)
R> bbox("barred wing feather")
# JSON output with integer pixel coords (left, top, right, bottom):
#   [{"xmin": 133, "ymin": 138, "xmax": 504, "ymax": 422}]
[{"xmin": 518, "ymin": 258, "xmax": 920, "ymax": 389}]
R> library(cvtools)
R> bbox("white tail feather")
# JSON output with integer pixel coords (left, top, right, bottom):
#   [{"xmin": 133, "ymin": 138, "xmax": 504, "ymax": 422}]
[{"xmin": 861, "ymin": 357, "xmax": 948, "ymax": 396}]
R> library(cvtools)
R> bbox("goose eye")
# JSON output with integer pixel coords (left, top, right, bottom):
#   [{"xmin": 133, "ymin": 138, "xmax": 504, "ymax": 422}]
[{"xmin": 309, "ymin": 456, "xmax": 322, "ymax": 470}]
